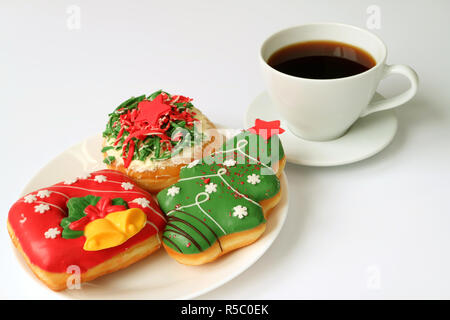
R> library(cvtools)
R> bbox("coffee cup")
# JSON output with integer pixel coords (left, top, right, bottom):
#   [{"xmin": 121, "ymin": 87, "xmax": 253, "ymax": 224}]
[{"xmin": 260, "ymin": 23, "xmax": 419, "ymax": 141}]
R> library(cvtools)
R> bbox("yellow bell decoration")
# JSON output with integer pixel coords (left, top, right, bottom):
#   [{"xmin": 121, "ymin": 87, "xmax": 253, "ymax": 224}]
[{"xmin": 83, "ymin": 208, "xmax": 147, "ymax": 251}]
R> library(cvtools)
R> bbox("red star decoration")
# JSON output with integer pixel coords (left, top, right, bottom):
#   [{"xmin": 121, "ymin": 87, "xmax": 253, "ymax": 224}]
[
  {"xmin": 134, "ymin": 94, "xmax": 171, "ymax": 128},
  {"xmin": 247, "ymin": 119, "xmax": 285, "ymax": 140}
]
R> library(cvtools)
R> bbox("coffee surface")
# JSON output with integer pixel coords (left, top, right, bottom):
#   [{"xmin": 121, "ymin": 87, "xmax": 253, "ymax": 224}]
[{"xmin": 268, "ymin": 40, "xmax": 376, "ymax": 79}]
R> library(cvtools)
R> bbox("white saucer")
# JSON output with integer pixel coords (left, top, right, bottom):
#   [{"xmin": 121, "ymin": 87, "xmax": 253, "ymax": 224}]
[{"xmin": 245, "ymin": 91, "xmax": 398, "ymax": 166}]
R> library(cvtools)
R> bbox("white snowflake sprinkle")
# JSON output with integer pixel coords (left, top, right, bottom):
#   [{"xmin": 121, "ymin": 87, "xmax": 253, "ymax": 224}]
[
  {"xmin": 44, "ymin": 227, "xmax": 61, "ymax": 239},
  {"xmin": 19, "ymin": 214, "xmax": 27, "ymax": 224},
  {"xmin": 205, "ymin": 183, "xmax": 218, "ymax": 194},
  {"xmin": 223, "ymin": 159, "xmax": 237, "ymax": 167},
  {"xmin": 247, "ymin": 174, "xmax": 261, "ymax": 185},
  {"xmin": 187, "ymin": 159, "xmax": 200, "ymax": 169},
  {"xmin": 78, "ymin": 173, "xmax": 91, "ymax": 180},
  {"xmin": 37, "ymin": 190, "xmax": 52, "ymax": 199},
  {"xmin": 131, "ymin": 197, "xmax": 150, "ymax": 208},
  {"xmin": 24, "ymin": 194, "xmax": 37, "ymax": 204},
  {"xmin": 64, "ymin": 177, "xmax": 78, "ymax": 185},
  {"xmin": 232, "ymin": 205, "xmax": 248, "ymax": 219},
  {"xmin": 167, "ymin": 186, "xmax": 180, "ymax": 197},
  {"xmin": 94, "ymin": 175, "xmax": 107, "ymax": 183},
  {"xmin": 34, "ymin": 204, "xmax": 50, "ymax": 214},
  {"xmin": 121, "ymin": 182, "xmax": 134, "ymax": 191}
]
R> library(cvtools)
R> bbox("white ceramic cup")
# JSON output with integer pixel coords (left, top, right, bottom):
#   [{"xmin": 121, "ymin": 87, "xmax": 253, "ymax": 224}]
[{"xmin": 260, "ymin": 23, "xmax": 419, "ymax": 141}]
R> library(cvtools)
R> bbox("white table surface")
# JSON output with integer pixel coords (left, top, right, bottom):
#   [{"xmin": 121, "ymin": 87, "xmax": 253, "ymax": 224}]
[{"xmin": 1, "ymin": 0, "xmax": 449, "ymax": 299}]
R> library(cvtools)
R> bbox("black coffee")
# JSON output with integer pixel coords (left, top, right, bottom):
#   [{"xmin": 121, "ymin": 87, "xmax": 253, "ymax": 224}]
[{"xmin": 267, "ymin": 40, "xmax": 376, "ymax": 79}]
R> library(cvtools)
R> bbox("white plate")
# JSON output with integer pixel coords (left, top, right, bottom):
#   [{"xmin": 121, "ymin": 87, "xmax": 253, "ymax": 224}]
[
  {"xmin": 245, "ymin": 91, "xmax": 398, "ymax": 166},
  {"xmin": 15, "ymin": 134, "xmax": 289, "ymax": 299}
]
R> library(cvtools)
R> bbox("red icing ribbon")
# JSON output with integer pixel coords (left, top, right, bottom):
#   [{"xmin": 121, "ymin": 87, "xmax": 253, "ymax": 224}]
[{"xmin": 69, "ymin": 197, "xmax": 127, "ymax": 231}]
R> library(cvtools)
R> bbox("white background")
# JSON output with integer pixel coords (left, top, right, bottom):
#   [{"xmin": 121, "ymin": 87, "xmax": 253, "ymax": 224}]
[{"xmin": 1, "ymin": 0, "xmax": 450, "ymax": 299}]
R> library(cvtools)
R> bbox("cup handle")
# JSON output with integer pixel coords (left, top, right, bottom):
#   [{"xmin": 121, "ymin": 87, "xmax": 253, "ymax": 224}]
[{"xmin": 360, "ymin": 64, "xmax": 419, "ymax": 117}]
